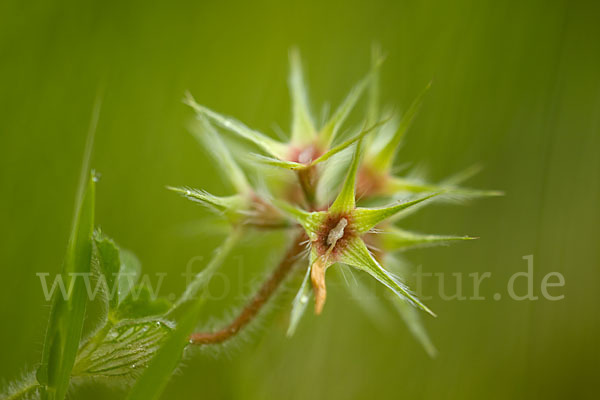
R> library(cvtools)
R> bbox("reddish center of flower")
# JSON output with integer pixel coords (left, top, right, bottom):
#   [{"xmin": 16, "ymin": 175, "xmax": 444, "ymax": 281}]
[
  {"xmin": 288, "ymin": 144, "xmax": 323, "ymax": 165},
  {"xmin": 313, "ymin": 213, "xmax": 355, "ymax": 259}
]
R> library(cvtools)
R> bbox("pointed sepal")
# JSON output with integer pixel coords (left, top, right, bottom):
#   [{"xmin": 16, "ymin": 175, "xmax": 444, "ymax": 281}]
[
  {"xmin": 188, "ymin": 115, "xmax": 251, "ymax": 195},
  {"xmin": 287, "ymin": 262, "xmax": 313, "ymax": 336},
  {"xmin": 289, "ymin": 48, "xmax": 317, "ymax": 146},
  {"xmin": 388, "ymin": 176, "xmax": 503, "ymax": 200},
  {"xmin": 168, "ymin": 187, "xmax": 245, "ymax": 221},
  {"xmin": 274, "ymin": 200, "xmax": 326, "ymax": 239},
  {"xmin": 338, "ymin": 237, "xmax": 435, "ymax": 317},
  {"xmin": 390, "ymin": 294, "xmax": 437, "ymax": 357},
  {"xmin": 352, "ymin": 193, "xmax": 439, "ymax": 233},
  {"xmin": 319, "ymin": 57, "xmax": 383, "ymax": 147},
  {"xmin": 185, "ymin": 93, "xmax": 288, "ymax": 158},
  {"xmin": 370, "ymin": 82, "xmax": 431, "ymax": 172},
  {"xmin": 366, "ymin": 43, "xmax": 382, "ymax": 127},
  {"xmin": 381, "ymin": 227, "xmax": 476, "ymax": 252},
  {"xmin": 384, "ymin": 254, "xmax": 437, "ymax": 357},
  {"xmin": 250, "ymin": 153, "xmax": 305, "ymax": 170},
  {"xmin": 328, "ymin": 139, "xmax": 362, "ymax": 214}
]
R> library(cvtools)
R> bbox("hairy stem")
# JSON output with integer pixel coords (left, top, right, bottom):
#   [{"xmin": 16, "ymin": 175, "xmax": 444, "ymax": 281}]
[{"xmin": 189, "ymin": 232, "xmax": 306, "ymax": 345}]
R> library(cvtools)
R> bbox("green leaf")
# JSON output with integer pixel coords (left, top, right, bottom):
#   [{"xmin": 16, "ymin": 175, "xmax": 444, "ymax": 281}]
[
  {"xmin": 93, "ymin": 231, "xmax": 121, "ymax": 310},
  {"xmin": 73, "ymin": 319, "xmax": 173, "ymax": 378},
  {"xmin": 371, "ymin": 82, "xmax": 431, "ymax": 172},
  {"xmin": 91, "ymin": 232, "xmax": 141, "ymax": 311},
  {"xmin": 37, "ymin": 173, "xmax": 96, "ymax": 400},
  {"xmin": 287, "ymin": 262, "xmax": 313, "ymax": 337},
  {"xmin": 381, "ymin": 227, "xmax": 475, "ymax": 252},
  {"xmin": 338, "ymin": 238, "xmax": 435, "ymax": 317},
  {"xmin": 289, "ymin": 48, "xmax": 317, "ymax": 145},
  {"xmin": 117, "ymin": 249, "xmax": 142, "ymax": 306},
  {"xmin": 184, "ymin": 93, "xmax": 288, "ymax": 158},
  {"xmin": 115, "ymin": 286, "xmax": 172, "ymax": 320},
  {"xmin": 352, "ymin": 193, "xmax": 439, "ymax": 233},
  {"xmin": 188, "ymin": 115, "xmax": 251, "ymax": 194},
  {"xmin": 328, "ymin": 139, "xmax": 362, "ymax": 214}
]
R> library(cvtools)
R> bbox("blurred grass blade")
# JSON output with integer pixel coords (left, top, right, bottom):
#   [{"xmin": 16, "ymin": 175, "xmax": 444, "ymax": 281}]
[
  {"xmin": 38, "ymin": 176, "xmax": 95, "ymax": 400},
  {"xmin": 37, "ymin": 99, "xmax": 100, "ymax": 400}
]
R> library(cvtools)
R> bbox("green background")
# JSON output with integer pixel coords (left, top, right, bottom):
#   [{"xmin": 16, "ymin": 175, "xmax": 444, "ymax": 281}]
[{"xmin": 1, "ymin": 0, "xmax": 599, "ymax": 399}]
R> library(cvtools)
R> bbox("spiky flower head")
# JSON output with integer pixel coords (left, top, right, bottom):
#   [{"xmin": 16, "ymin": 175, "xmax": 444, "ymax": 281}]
[{"xmin": 173, "ymin": 47, "xmax": 500, "ymax": 354}]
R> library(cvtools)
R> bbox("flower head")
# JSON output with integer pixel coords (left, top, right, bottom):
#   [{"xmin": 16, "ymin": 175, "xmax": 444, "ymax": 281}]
[
  {"xmin": 174, "ymin": 47, "xmax": 500, "ymax": 353},
  {"xmin": 279, "ymin": 138, "xmax": 440, "ymax": 334}
]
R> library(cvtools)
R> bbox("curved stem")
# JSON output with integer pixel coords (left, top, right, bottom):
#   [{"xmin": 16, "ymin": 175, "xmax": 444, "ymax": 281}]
[{"xmin": 189, "ymin": 232, "xmax": 306, "ymax": 345}]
